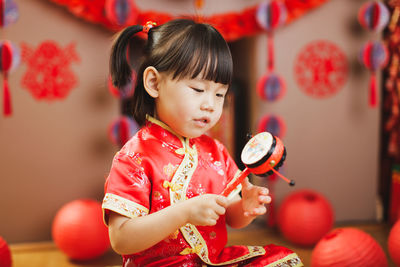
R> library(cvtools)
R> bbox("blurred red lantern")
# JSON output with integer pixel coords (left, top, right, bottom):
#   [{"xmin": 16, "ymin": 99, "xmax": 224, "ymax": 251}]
[
  {"xmin": 358, "ymin": 1, "xmax": 389, "ymax": 32},
  {"xmin": 0, "ymin": 40, "xmax": 20, "ymax": 116},
  {"xmin": 108, "ymin": 115, "xmax": 139, "ymax": 147},
  {"xmin": 311, "ymin": 228, "xmax": 387, "ymax": 267},
  {"xmin": 359, "ymin": 41, "xmax": 389, "ymax": 108},
  {"xmin": 278, "ymin": 189, "xmax": 334, "ymax": 246},
  {"xmin": 105, "ymin": 0, "xmax": 138, "ymax": 27},
  {"xmin": 256, "ymin": 0, "xmax": 287, "ymax": 101},
  {"xmin": 256, "ymin": 72, "xmax": 286, "ymax": 102},
  {"xmin": 388, "ymin": 219, "xmax": 400, "ymax": 265},
  {"xmin": 52, "ymin": 199, "xmax": 110, "ymax": 260},
  {"xmin": 108, "ymin": 71, "xmax": 136, "ymax": 99},
  {"xmin": 0, "ymin": 236, "xmax": 12, "ymax": 267},
  {"xmin": 0, "ymin": 0, "xmax": 19, "ymax": 27},
  {"xmin": 257, "ymin": 114, "xmax": 286, "ymax": 138}
]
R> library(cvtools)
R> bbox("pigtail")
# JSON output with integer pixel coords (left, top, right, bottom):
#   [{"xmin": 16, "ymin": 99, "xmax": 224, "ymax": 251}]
[{"xmin": 110, "ymin": 25, "xmax": 143, "ymax": 88}]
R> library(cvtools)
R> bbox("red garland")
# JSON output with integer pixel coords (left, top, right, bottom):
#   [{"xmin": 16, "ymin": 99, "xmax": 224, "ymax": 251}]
[{"xmin": 48, "ymin": 0, "xmax": 330, "ymax": 41}]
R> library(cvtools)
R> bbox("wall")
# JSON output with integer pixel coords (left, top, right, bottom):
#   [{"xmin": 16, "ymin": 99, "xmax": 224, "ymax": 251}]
[
  {"xmin": 0, "ymin": 0, "xmax": 379, "ymax": 243},
  {"xmin": 0, "ymin": 0, "xmax": 118, "ymax": 243},
  {"xmin": 250, "ymin": 0, "xmax": 380, "ymax": 222}
]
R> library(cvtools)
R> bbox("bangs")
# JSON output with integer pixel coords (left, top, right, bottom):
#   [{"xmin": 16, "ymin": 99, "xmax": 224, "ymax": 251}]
[{"xmin": 155, "ymin": 23, "xmax": 233, "ymax": 85}]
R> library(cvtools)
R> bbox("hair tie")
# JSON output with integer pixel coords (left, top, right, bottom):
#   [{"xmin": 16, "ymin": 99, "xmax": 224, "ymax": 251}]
[{"xmin": 142, "ymin": 21, "xmax": 156, "ymax": 33}]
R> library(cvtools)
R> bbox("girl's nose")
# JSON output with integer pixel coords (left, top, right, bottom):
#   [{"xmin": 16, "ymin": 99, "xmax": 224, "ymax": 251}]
[{"xmin": 200, "ymin": 94, "xmax": 215, "ymax": 111}]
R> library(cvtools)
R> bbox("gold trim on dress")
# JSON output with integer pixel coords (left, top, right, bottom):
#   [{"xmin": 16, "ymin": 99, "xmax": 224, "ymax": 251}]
[
  {"xmin": 147, "ymin": 116, "xmax": 268, "ymax": 265},
  {"xmin": 102, "ymin": 193, "xmax": 149, "ymax": 225},
  {"xmin": 264, "ymin": 253, "xmax": 304, "ymax": 267}
]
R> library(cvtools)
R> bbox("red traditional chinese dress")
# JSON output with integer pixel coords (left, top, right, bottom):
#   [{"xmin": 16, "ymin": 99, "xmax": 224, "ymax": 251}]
[{"xmin": 102, "ymin": 116, "xmax": 303, "ymax": 267}]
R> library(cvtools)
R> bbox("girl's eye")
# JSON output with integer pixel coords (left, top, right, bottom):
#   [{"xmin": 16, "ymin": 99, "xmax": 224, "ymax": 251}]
[
  {"xmin": 192, "ymin": 88, "xmax": 204, "ymax": 93},
  {"xmin": 216, "ymin": 93, "xmax": 225, "ymax": 98}
]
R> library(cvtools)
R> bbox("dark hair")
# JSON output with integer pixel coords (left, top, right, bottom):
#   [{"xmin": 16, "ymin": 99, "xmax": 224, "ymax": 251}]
[{"xmin": 110, "ymin": 19, "xmax": 233, "ymax": 126}]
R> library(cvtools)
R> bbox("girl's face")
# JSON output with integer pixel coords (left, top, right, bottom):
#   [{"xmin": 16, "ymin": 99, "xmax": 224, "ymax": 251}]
[{"xmin": 155, "ymin": 72, "xmax": 229, "ymax": 138}]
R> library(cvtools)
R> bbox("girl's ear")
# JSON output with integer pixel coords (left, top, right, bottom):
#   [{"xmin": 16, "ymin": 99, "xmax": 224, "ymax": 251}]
[{"xmin": 143, "ymin": 66, "xmax": 160, "ymax": 98}]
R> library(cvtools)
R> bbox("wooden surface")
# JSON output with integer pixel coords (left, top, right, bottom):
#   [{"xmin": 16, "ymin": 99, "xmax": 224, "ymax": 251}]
[{"xmin": 9, "ymin": 222, "xmax": 395, "ymax": 267}]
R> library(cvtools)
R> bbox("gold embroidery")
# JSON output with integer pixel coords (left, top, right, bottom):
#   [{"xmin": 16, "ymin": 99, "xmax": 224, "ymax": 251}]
[
  {"xmin": 163, "ymin": 180, "xmax": 183, "ymax": 191},
  {"xmin": 168, "ymin": 230, "xmax": 179, "ymax": 240},
  {"xmin": 264, "ymin": 253, "xmax": 303, "ymax": 267},
  {"xmin": 180, "ymin": 245, "xmax": 203, "ymax": 255},
  {"xmin": 102, "ymin": 193, "xmax": 148, "ymax": 224},
  {"xmin": 147, "ymin": 116, "xmax": 268, "ymax": 265}
]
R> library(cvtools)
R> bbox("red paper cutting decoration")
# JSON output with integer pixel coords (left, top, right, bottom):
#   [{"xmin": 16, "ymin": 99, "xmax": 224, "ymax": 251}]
[
  {"xmin": 21, "ymin": 41, "xmax": 80, "ymax": 100},
  {"xmin": 0, "ymin": 40, "xmax": 20, "ymax": 116},
  {"xmin": 294, "ymin": 40, "xmax": 348, "ymax": 99}
]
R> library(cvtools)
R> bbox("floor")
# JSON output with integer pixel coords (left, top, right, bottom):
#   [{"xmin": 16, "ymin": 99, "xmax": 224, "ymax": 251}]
[{"xmin": 10, "ymin": 221, "xmax": 396, "ymax": 267}]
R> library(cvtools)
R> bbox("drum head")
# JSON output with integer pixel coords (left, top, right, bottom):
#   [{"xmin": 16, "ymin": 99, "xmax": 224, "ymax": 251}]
[{"xmin": 241, "ymin": 132, "xmax": 274, "ymax": 166}]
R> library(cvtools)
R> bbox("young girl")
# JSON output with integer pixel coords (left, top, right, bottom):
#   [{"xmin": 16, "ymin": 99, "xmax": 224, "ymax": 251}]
[{"xmin": 102, "ymin": 19, "xmax": 303, "ymax": 267}]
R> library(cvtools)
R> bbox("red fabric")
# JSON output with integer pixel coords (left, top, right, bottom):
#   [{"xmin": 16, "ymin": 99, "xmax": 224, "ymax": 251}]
[
  {"xmin": 103, "ymin": 118, "xmax": 301, "ymax": 266},
  {"xmin": 48, "ymin": 0, "xmax": 330, "ymax": 42}
]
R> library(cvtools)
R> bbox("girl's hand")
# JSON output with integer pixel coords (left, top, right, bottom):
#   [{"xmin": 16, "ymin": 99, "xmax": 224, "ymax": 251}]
[
  {"xmin": 241, "ymin": 178, "xmax": 271, "ymax": 217},
  {"xmin": 182, "ymin": 194, "xmax": 228, "ymax": 226}
]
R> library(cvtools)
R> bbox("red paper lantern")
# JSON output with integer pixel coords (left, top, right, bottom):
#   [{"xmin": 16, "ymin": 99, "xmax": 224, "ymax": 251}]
[
  {"xmin": 108, "ymin": 115, "xmax": 139, "ymax": 147},
  {"xmin": 0, "ymin": 0, "xmax": 19, "ymax": 27},
  {"xmin": 311, "ymin": 228, "xmax": 388, "ymax": 267},
  {"xmin": 52, "ymin": 199, "xmax": 110, "ymax": 260},
  {"xmin": 277, "ymin": 189, "xmax": 334, "ymax": 246},
  {"xmin": 359, "ymin": 41, "xmax": 389, "ymax": 108},
  {"xmin": 108, "ymin": 71, "xmax": 136, "ymax": 99},
  {"xmin": 105, "ymin": 0, "xmax": 138, "ymax": 27},
  {"xmin": 388, "ymin": 219, "xmax": 400, "ymax": 265},
  {"xmin": 358, "ymin": 1, "xmax": 389, "ymax": 32},
  {"xmin": 0, "ymin": 236, "xmax": 12, "ymax": 267},
  {"xmin": 257, "ymin": 114, "xmax": 286, "ymax": 138},
  {"xmin": 256, "ymin": 72, "xmax": 286, "ymax": 101}
]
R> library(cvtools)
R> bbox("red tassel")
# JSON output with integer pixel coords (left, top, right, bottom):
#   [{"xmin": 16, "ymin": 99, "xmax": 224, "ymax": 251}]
[
  {"xmin": 267, "ymin": 32, "xmax": 274, "ymax": 72},
  {"xmin": 369, "ymin": 73, "xmax": 377, "ymax": 108},
  {"xmin": 3, "ymin": 76, "xmax": 11, "ymax": 116}
]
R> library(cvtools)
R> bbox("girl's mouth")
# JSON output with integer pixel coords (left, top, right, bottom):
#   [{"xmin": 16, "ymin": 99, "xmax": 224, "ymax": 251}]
[{"xmin": 194, "ymin": 117, "xmax": 210, "ymax": 127}]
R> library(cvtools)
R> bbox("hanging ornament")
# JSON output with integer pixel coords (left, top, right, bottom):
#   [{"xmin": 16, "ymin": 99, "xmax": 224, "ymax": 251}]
[
  {"xmin": 358, "ymin": 0, "xmax": 390, "ymax": 32},
  {"xmin": 256, "ymin": 73, "xmax": 286, "ymax": 102},
  {"xmin": 359, "ymin": 41, "xmax": 389, "ymax": 107},
  {"xmin": 108, "ymin": 71, "xmax": 136, "ymax": 99},
  {"xmin": 108, "ymin": 116, "xmax": 139, "ymax": 147},
  {"xmin": 0, "ymin": 40, "xmax": 20, "ymax": 116},
  {"xmin": 0, "ymin": 0, "xmax": 18, "ymax": 27},
  {"xmin": 255, "ymin": 0, "xmax": 288, "ymax": 102},
  {"xmin": 257, "ymin": 114, "xmax": 286, "ymax": 138},
  {"xmin": 21, "ymin": 41, "xmax": 80, "ymax": 101},
  {"xmin": 105, "ymin": 0, "xmax": 138, "ymax": 27}
]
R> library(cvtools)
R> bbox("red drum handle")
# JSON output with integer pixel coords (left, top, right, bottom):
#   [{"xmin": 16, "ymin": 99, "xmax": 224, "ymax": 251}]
[{"xmin": 221, "ymin": 168, "xmax": 251, "ymax": 197}]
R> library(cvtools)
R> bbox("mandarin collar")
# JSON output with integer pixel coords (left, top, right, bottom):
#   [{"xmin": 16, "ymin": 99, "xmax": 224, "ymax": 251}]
[{"xmin": 146, "ymin": 115, "xmax": 196, "ymax": 155}]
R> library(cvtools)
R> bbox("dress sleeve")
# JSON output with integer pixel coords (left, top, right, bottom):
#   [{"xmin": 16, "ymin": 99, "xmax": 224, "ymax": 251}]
[{"xmin": 102, "ymin": 151, "xmax": 151, "ymax": 225}]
